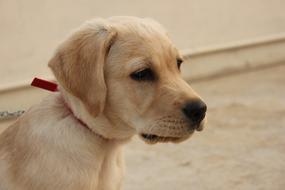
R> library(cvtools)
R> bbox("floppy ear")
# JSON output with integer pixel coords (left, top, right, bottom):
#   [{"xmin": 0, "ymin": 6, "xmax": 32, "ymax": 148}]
[{"xmin": 48, "ymin": 21, "xmax": 117, "ymax": 117}]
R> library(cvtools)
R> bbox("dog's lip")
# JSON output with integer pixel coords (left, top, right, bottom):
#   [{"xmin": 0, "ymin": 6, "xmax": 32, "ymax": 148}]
[{"xmin": 139, "ymin": 133, "xmax": 186, "ymax": 143}]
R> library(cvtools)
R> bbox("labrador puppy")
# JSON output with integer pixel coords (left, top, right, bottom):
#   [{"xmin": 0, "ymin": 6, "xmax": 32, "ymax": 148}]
[{"xmin": 0, "ymin": 16, "xmax": 207, "ymax": 190}]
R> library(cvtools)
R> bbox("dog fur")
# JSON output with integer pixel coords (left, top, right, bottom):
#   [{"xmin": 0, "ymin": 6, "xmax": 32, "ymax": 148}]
[{"xmin": 0, "ymin": 16, "xmax": 206, "ymax": 190}]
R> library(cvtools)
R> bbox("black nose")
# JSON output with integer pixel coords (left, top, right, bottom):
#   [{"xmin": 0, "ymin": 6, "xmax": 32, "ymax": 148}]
[{"xmin": 182, "ymin": 100, "xmax": 207, "ymax": 125}]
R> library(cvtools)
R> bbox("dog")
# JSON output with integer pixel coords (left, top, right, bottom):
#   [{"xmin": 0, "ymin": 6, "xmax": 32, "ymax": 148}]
[{"xmin": 0, "ymin": 16, "xmax": 207, "ymax": 190}]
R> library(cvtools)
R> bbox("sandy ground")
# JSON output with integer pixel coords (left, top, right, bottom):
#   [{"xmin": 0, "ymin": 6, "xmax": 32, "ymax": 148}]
[{"xmin": 123, "ymin": 64, "xmax": 285, "ymax": 190}]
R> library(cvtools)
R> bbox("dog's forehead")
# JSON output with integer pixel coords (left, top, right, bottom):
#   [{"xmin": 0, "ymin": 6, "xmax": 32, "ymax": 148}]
[
  {"xmin": 106, "ymin": 18, "xmax": 181, "ymax": 75},
  {"xmin": 113, "ymin": 26, "xmax": 178, "ymax": 63},
  {"xmin": 111, "ymin": 18, "xmax": 171, "ymax": 48},
  {"xmin": 109, "ymin": 38, "xmax": 178, "ymax": 73}
]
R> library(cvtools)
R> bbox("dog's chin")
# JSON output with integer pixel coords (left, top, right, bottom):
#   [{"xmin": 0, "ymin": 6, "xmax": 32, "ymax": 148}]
[{"xmin": 139, "ymin": 132, "xmax": 194, "ymax": 144}]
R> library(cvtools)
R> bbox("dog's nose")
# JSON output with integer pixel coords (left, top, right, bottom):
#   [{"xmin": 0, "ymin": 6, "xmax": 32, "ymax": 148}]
[{"xmin": 182, "ymin": 100, "xmax": 207, "ymax": 125}]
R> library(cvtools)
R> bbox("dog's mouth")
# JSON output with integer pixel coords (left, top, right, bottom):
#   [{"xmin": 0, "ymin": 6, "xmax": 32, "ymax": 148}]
[{"xmin": 139, "ymin": 133, "xmax": 190, "ymax": 144}]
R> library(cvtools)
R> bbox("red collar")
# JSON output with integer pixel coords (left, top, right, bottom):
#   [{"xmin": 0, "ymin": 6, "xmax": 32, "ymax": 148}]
[
  {"xmin": 31, "ymin": 77, "xmax": 107, "ymax": 140},
  {"xmin": 31, "ymin": 77, "xmax": 59, "ymax": 92}
]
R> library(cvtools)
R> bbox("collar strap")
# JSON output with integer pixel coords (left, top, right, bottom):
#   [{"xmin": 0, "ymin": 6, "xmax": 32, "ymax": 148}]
[
  {"xmin": 61, "ymin": 98, "xmax": 95, "ymax": 133},
  {"xmin": 31, "ymin": 77, "xmax": 107, "ymax": 140}
]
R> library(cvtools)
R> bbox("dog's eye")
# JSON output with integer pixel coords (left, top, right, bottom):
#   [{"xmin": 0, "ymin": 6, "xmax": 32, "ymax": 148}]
[
  {"xmin": 130, "ymin": 68, "xmax": 155, "ymax": 81},
  {"xmin": 177, "ymin": 59, "xmax": 183, "ymax": 69}
]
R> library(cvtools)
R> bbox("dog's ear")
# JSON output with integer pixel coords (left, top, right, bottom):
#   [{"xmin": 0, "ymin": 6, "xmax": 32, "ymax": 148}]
[{"xmin": 48, "ymin": 21, "xmax": 117, "ymax": 117}]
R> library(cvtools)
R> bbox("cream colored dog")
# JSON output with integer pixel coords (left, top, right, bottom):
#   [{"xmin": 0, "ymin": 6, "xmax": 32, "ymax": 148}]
[{"xmin": 0, "ymin": 16, "xmax": 207, "ymax": 190}]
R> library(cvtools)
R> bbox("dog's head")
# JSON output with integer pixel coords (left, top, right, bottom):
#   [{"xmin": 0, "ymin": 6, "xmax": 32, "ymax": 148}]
[{"xmin": 49, "ymin": 17, "xmax": 207, "ymax": 143}]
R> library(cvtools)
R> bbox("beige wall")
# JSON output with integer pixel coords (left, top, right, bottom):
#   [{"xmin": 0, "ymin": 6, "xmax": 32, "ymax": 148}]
[{"xmin": 1, "ymin": 0, "xmax": 285, "ymax": 87}]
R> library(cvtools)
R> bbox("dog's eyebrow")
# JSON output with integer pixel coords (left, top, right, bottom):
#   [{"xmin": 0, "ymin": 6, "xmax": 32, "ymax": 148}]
[{"xmin": 127, "ymin": 57, "xmax": 150, "ymax": 71}]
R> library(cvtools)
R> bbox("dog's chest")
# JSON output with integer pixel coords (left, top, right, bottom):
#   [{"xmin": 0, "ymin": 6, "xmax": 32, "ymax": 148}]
[
  {"xmin": 62, "ymin": 143, "xmax": 125, "ymax": 190},
  {"xmin": 95, "ymin": 150, "xmax": 124, "ymax": 190},
  {"xmin": 38, "ymin": 144, "xmax": 124, "ymax": 190},
  {"xmin": 67, "ymin": 144, "xmax": 123, "ymax": 190}
]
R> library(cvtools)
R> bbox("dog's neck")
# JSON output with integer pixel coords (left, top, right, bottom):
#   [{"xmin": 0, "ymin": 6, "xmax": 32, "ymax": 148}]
[
  {"xmin": 59, "ymin": 86, "xmax": 135, "ymax": 141},
  {"xmin": 60, "ymin": 95, "xmax": 108, "ymax": 141}
]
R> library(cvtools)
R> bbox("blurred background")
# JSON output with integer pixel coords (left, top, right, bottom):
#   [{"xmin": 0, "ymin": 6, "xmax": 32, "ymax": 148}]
[{"xmin": 0, "ymin": 0, "xmax": 285, "ymax": 189}]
